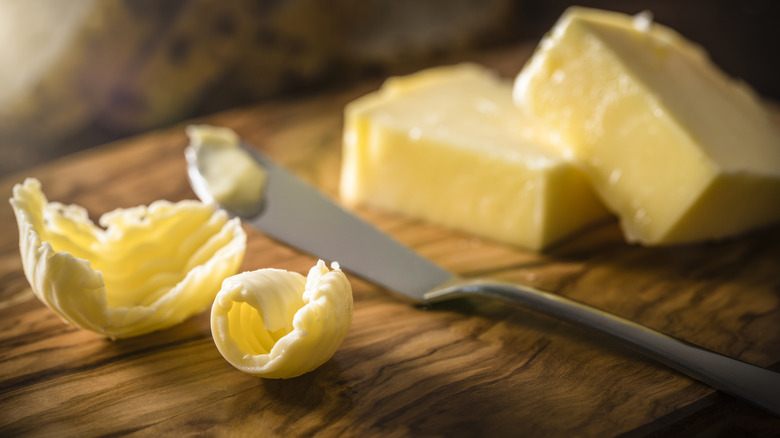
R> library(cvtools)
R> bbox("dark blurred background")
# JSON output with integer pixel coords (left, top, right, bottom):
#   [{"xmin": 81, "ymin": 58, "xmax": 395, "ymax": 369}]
[{"xmin": 0, "ymin": 0, "xmax": 777, "ymax": 177}]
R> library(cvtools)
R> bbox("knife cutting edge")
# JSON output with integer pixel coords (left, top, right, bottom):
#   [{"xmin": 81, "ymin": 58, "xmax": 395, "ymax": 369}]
[{"xmin": 185, "ymin": 137, "xmax": 780, "ymax": 417}]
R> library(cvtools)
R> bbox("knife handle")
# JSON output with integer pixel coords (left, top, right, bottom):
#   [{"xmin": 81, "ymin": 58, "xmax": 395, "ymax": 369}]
[{"xmin": 424, "ymin": 278, "xmax": 780, "ymax": 417}]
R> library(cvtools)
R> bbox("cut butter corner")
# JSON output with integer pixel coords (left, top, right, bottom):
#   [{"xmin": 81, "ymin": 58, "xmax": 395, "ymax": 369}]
[
  {"xmin": 210, "ymin": 260, "xmax": 353, "ymax": 379},
  {"xmin": 340, "ymin": 63, "xmax": 611, "ymax": 251},
  {"xmin": 514, "ymin": 7, "xmax": 780, "ymax": 245},
  {"xmin": 9, "ymin": 178, "xmax": 246, "ymax": 339}
]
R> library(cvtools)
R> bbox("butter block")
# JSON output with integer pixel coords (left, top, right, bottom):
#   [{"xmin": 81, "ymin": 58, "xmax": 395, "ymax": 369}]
[
  {"xmin": 340, "ymin": 64, "xmax": 610, "ymax": 250},
  {"xmin": 514, "ymin": 7, "xmax": 780, "ymax": 245}
]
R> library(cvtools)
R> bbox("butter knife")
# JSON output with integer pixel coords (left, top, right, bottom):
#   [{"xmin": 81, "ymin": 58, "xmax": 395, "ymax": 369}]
[{"xmin": 185, "ymin": 142, "xmax": 780, "ymax": 417}]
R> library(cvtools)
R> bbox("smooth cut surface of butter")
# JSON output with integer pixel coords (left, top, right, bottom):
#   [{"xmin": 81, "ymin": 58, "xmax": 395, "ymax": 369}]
[
  {"xmin": 341, "ymin": 64, "xmax": 610, "ymax": 250},
  {"xmin": 514, "ymin": 7, "xmax": 780, "ymax": 245},
  {"xmin": 186, "ymin": 124, "xmax": 267, "ymax": 218},
  {"xmin": 9, "ymin": 178, "xmax": 246, "ymax": 339},
  {"xmin": 211, "ymin": 260, "xmax": 353, "ymax": 379}
]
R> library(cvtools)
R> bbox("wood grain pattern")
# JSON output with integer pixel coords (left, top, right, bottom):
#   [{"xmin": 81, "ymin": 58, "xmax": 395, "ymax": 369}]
[{"xmin": 2, "ymin": 44, "xmax": 780, "ymax": 437}]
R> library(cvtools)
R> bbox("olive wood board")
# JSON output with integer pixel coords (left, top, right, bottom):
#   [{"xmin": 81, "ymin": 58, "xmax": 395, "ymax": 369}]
[{"xmin": 2, "ymin": 44, "xmax": 779, "ymax": 437}]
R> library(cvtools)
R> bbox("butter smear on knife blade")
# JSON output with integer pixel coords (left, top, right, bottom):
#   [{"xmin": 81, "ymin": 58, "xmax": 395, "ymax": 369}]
[{"xmin": 186, "ymin": 124, "xmax": 267, "ymax": 218}]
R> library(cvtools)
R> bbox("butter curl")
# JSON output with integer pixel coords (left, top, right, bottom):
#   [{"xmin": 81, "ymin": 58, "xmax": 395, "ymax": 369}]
[{"xmin": 211, "ymin": 260, "xmax": 353, "ymax": 378}]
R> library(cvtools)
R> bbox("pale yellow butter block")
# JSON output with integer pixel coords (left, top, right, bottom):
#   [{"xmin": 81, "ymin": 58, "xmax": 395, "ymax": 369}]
[
  {"xmin": 340, "ymin": 64, "xmax": 610, "ymax": 250},
  {"xmin": 514, "ymin": 7, "xmax": 780, "ymax": 245}
]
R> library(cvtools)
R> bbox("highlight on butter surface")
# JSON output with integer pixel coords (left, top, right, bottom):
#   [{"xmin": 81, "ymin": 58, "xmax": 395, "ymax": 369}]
[
  {"xmin": 9, "ymin": 178, "xmax": 246, "ymax": 339},
  {"xmin": 211, "ymin": 260, "xmax": 353, "ymax": 379},
  {"xmin": 185, "ymin": 124, "xmax": 267, "ymax": 218}
]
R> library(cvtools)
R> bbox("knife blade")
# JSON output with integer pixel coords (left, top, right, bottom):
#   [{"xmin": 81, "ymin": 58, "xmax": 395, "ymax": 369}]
[
  {"xmin": 185, "ymin": 139, "xmax": 780, "ymax": 417},
  {"xmin": 185, "ymin": 142, "xmax": 454, "ymax": 301}
]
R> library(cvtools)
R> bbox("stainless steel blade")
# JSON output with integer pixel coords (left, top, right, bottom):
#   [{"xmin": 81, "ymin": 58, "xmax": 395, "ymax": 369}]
[{"xmin": 187, "ymin": 143, "xmax": 455, "ymax": 300}]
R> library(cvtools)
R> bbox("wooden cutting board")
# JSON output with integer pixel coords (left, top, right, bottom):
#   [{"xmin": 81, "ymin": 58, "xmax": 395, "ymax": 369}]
[{"xmin": 2, "ymin": 44, "xmax": 779, "ymax": 437}]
